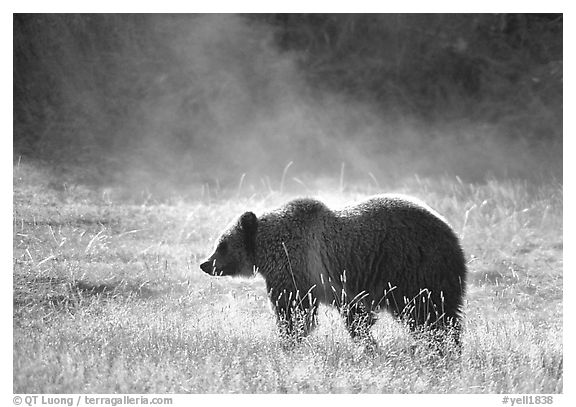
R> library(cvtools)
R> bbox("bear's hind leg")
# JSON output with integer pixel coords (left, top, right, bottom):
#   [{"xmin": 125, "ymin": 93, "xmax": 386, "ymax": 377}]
[{"xmin": 402, "ymin": 304, "xmax": 463, "ymax": 356}]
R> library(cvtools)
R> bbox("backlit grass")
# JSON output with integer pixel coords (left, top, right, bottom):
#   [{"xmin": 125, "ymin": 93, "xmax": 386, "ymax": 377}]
[{"xmin": 13, "ymin": 162, "xmax": 562, "ymax": 393}]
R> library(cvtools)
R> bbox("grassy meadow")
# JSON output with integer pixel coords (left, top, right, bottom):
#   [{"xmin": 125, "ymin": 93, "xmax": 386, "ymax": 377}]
[{"xmin": 13, "ymin": 161, "xmax": 563, "ymax": 393}]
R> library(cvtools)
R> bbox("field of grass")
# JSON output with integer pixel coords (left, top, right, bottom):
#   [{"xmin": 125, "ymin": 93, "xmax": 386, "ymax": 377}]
[{"xmin": 13, "ymin": 161, "xmax": 563, "ymax": 393}]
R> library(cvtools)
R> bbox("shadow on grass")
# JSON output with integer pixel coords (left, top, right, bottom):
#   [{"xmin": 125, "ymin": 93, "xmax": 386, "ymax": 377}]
[
  {"xmin": 13, "ymin": 274, "xmax": 171, "ymax": 320},
  {"xmin": 73, "ymin": 279, "xmax": 158, "ymax": 298}
]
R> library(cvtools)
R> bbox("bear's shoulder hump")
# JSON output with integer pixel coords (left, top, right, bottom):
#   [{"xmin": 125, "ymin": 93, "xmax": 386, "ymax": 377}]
[{"xmin": 285, "ymin": 198, "xmax": 329, "ymax": 214}]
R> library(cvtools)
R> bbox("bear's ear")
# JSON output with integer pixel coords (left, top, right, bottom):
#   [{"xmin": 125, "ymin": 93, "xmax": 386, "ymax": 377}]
[
  {"xmin": 239, "ymin": 211, "xmax": 257, "ymax": 257},
  {"xmin": 239, "ymin": 211, "xmax": 257, "ymax": 235}
]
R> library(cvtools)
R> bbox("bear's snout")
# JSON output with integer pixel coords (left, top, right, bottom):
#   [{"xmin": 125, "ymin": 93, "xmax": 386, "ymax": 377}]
[{"xmin": 200, "ymin": 260, "xmax": 213, "ymax": 274}]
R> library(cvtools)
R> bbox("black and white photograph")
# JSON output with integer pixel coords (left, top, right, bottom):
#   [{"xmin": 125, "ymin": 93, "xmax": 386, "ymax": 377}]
[{"xmin": 12, "ymin": 11, "xmax": 563, "ymax": 396}]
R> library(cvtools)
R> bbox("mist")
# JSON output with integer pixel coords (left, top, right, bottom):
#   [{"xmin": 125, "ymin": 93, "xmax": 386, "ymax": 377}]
[{"xmin": 13, "ymin": 14, "xmax": 563, "ymax": 195}]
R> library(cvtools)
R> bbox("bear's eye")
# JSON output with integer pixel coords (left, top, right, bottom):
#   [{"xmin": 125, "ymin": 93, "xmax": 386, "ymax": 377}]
[{"xmin": 218, "ymin": 241, "xmax": 228, "ymax": 254}]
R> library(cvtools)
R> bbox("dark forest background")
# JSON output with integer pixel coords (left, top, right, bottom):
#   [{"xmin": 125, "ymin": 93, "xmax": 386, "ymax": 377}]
[{"xmin": 13, "ymin": 14, "xmax": 563, "ymax": 190}]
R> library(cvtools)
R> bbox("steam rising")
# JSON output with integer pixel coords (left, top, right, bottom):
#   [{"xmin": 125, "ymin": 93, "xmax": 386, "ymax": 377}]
[
  {"xmin": 126, "ymin": 15, "xmax": 372, "ymax": 185},
  {"xmin": 14, "ymin": 14, "xmax": 562, "ymax": 193}
]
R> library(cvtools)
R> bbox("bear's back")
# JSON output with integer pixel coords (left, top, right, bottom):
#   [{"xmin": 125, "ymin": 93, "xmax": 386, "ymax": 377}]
[
  {"xmin": 336, "ymin": 194, "xmax": 452, "ymax": 233},
  {"xmin": 331, "ymin": 194, "xmax": 466, "ymax": 298}
]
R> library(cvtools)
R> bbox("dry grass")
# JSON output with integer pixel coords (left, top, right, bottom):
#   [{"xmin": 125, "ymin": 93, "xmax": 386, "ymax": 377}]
[{"xmin": 13, "ymin": 162, "xmax": 562, "ymax": 393}]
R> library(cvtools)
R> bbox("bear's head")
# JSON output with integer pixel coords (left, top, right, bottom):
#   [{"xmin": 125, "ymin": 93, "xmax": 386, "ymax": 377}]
[{"xmin": 200, "ymin": 211, "xmax": 258, "ymax": 277}]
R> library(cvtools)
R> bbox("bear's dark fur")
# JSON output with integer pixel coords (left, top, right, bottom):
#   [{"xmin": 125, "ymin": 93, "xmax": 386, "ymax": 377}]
[{"xmin": 200, "ymin": 195, "xmax": 467, "ymax": 345}]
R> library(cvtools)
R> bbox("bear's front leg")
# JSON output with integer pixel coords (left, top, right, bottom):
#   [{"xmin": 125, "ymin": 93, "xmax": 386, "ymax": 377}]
[
  {"xmin": 342, "ymin": 301, "xmax": 378, "ymax": 349},
  {"xmin": 272, "ymin": 289, "xmax": 318, "ymax": 342}
]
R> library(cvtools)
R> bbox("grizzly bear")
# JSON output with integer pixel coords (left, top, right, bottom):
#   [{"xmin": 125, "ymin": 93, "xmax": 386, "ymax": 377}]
[{"xmin": 200, "ymin": 195, "xmax": 467, "ymax": 345}]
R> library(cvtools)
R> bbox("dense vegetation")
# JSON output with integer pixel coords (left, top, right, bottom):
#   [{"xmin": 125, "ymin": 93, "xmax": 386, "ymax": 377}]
[{"xmin": 262, "ymin": 14, "xmax": 562, "ymax": 125}]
